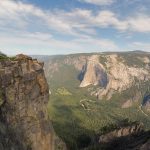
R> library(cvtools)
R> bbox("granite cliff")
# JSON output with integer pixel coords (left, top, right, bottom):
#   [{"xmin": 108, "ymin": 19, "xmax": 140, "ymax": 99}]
[
  {"xmin": 32, "ymin": 52, "xmax": 150, "ymax": 149},
  {"xmin": 0, "ymin": 54, "xmax": 66, "ymax": 150},
  {"xmin": 38, "ymin": 52, "xmax": 150, "ymax": 111},
  {"xmin": 98, "ymin": 123, "xmax": 150, "ymax": 150},
  {"xmin": 80, "ymin": 54, "xmax": 150, "ymax": 101}
]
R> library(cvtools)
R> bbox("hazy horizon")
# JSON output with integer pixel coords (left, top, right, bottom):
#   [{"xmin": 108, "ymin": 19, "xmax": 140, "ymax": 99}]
[{"xmin": 1, "ymin": 49, "xmax": 149, "ymax": 57}]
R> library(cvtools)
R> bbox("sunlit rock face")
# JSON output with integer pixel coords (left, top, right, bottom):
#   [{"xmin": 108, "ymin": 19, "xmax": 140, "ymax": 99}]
[
  {"xmin": 79, "ymin": 55, "xmax": 108, "ymax": 88},
  {"xmin": 78, "ymin": 54, "xmax": 150, "ymax": 107},
  {"xmin": 0, "ymin": 54, "xmax": 66, "ymax": 150},
  {"xmin": 39, "ymin": 52, "xmax": 150, "ymax": 111}
]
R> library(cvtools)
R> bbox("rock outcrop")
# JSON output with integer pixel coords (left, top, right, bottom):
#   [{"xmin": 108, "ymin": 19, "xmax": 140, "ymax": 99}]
[
  {"xmin": 99, "ymin": 123, "xmax": 150, "ymax": 150},
  {"xmin": 0, "ymin": 54, "xmax": 66, "ymax": 150},
  {"xmin": 80, "ymin": 54, "xmax": 150, "ymax": 99},
  {"xmin": 37, "ymin": 52, "xmax": 150, "ymax": 110},
  {"xmin": 79, "ymin": 55, "xmax": 108, "ymax": 88},
  {"xmin": 99, "ymin": 123, "xmax": 144, "ymax": 143}
]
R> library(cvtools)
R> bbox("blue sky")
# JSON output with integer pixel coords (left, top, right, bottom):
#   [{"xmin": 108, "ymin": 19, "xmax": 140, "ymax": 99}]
[{"xmin": 0, "ymin": 0, "xmax": 150, "ymax": 55}]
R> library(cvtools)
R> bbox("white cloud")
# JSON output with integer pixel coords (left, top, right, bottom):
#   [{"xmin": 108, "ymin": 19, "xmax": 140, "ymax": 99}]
[
  {"xmin": 130, "ymin": 42, "xmax": 150, "ymax": 51},
  {"xmin": 0, "ymin": 30, "xmax": 119, "ymax": 55},
  {"xmin": 73, "ymin": 36, "xmax": 118, "ymax": 50},
  {"xmin": 55, "ymin": 9, "xmax": 150, "ymax": 33},
  {"xmin": 0, "ymin": 0, "xmax": 74, "ymax": 34},
  {"xmin": 0, "ymin": 0, "xmax": 150, "ymax": 55},
  {"xmin": 79, "ymin": 0, "xmax": 115, "ymax": 6},
  {"xmin": 94, "ymin": 11, "xmax": 129, "ymax": 30},
  {"xmin": 0, "ymin": 0, "xmax": 150, "ymax": 37}
]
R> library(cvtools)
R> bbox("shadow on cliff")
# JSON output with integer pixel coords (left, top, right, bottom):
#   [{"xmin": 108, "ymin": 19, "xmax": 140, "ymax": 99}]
[
  {"xmin": 49, "ymin": 103, "xmax": 96, "ymax": 150},
  {"xmin": 99, "ymin": 130, "xmax": 150, "ymax": 150},
  {"xmin": 0, "ymin": 117, "xmax": 31, "ymax": 150},
  {"xmin": 49, "ymin": 102, "xmax": 150, "ymax": 150}
]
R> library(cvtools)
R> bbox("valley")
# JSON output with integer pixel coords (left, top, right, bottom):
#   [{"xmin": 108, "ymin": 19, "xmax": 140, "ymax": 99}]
[
  {"xmin": 0, "ymin": 52, "xmax": 150, "ymax": 150},
  {"xmin": 37, "ymin": 51, "xmax": 150, "ymax": 149},
  {"xmin": 1, "ymin": 0, "xmax": 150, "ymax": 149}
]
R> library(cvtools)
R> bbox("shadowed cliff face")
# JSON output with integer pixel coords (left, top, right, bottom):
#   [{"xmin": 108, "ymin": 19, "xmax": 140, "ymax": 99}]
[
  {"xmin": 79, "ymin": 54, "xmax": 150, "ymax": 98},
  {"xmin": 98, "ymin": 123, "xmax": 150, "ymax": 150},
  {"xmin": 99, "ymin": 123, "xmax": 144, "ymax": 143},
  {"xmin": 143, "ymin": 95, "xmax": 150, "ymax": 111},
  {"xmin": 0, "ymin": 54, "xmax": 66, "ymax": 150}
]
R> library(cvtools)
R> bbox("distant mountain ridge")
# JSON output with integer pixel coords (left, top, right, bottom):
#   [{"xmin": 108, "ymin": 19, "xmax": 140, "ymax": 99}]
[
  {"xmin": 33, "ymin": 51, "xmax": 150, "ymax": 149},
  {"xmin": 39, "ymin": 51, "xmax": 150, "ymax": 111}
]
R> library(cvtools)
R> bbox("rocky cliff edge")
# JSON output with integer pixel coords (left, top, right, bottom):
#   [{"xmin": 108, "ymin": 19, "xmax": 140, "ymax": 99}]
[{"xmin": 0, "ymin": 54, "xmax": 66, "ymax": 150}]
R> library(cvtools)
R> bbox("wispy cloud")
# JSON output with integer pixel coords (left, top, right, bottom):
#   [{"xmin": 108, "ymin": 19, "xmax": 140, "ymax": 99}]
[
  {"xmin": 79, "ymin": 0, "xmax": 115, "ymax": 6},
  {"xmin": 0, "ymin": 0, "xmax": 150, "ymax": 55},
  {"xmin": 0, "ymin": 0, "xmax": 73, "ymax": 34},
  {"xmin": 128, "ymin": 15, "xmax": 150, "ymax": 32},
  {"xmin": 0, "ymin": 0, "xmax": 150, "ymax": 36},
  {"xmin": 0, "ymin": 0, "xmax": 119, "ymax": 54},
  {"xmin": 0, "ymin": 29, "xmax": 119, "ymax": 55}
]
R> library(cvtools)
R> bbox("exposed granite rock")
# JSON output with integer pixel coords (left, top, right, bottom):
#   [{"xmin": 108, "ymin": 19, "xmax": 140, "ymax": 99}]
[
  {"xmin": 64, "ymin": 55, "xmax": 88, "ymax": 71},
  {"xmin": 43, "ymin": 55, "xmax": 88, "ymax": 79},
  {"xmin": 36, "ymin": 53, "xmax": 150, "ymax": 110},
  {"xmin": 0, "ymin": 54, "xmax": 66, "ymax": 150},
  {"xmin": 122, "ymin": 93, "xmax": 140, "ymax": 108},
  {"xmin": 99, "ymin": 123, "xmax": 150, "ymax": 150},
  {"xmin": 79, "ymin": 54, "xmax": 150, "ymax": 104},
  {"xmin": 99, "ymin": 123, "xmax": 144, "ymax": 143},
  {"xmin": 122, "ymin": 100, "xmax": 133, "ymax": 108},
  {"xmin": 80, "ymin": 55, "xmax": 108, "ymax": 88}
]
